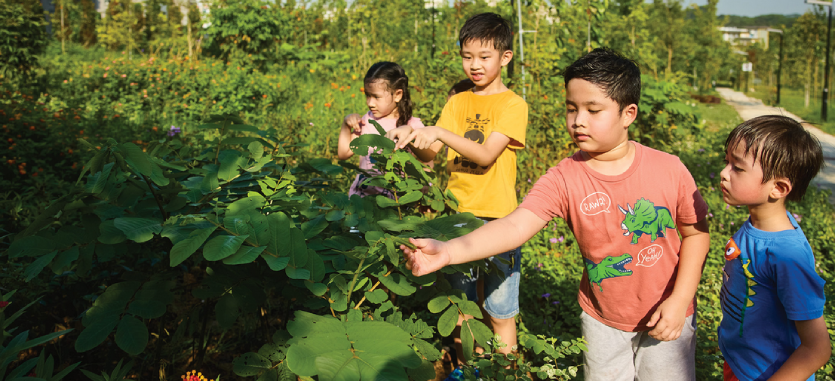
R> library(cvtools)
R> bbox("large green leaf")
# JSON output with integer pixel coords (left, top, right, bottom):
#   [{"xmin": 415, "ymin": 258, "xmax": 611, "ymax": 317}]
[
  {"xmin": 115, "ymin": 315, "xmax": 148, "ymax": 356},
  {"xmin": 437, "ymin": 307, "xmax": 458, "ymax": 337},
  {"xmin": 114, "ymin": 217, "xmax": 163, "ymax": 243},
  {"xmin": 227, "ymin": 194, "xmax": 267, "ymax": 216},
  {"xmin": 261, "ymin": 252, "xmax": 290, "ymax": 271},
  {"xmin": 75, "ymin": 314, "xmax": 119, "ymax": 352},
  {"xmin": 23, "ymin": 250, "xmax": 58, "ymax": 282},
  {"xmin": 286, "ymin": 312, "xmax": 420, "ymax": 380},
  {"xmin": 169, "ymin": 226, "xmax": 217, "ymax": 267},
  {"xmin": 463, "ymin": 318, "xmax": 493, "ymax": 350},
  {"xmin": 233, "ymin": 352, "xmax": 272, "ymax": 377},
  {"xmin": 376, "ymin": 271, "xmax": 416, "ymax": 296},
  {"xmin": 218, "ymin": 150, "xmax": 245, "ymax": 181},
  {"xmin": 224, "ymin": 245, "xmax": 266, "ymax": 265},
  {"xmin": 119, "ymin": 143, "xmax": 153, "ymax": 177},
  {"xmin": 397, "ymin": 191, "xmax": 423, "ymax": 205},
  {"xmin": 203, "ymin": 234, "xmax": 249, "ymax": 261},
  {"xmin": 349, "ymin": 134, "xmax": 395, "ymax": 156},
  {"xmin": 7, "ymin": 236, "xmax": 55, "ymax": 258},
  {"xmin": 301, "ymin": 215, "xmax": 328, "ymax": 239},
  {"xmin": 428, "ymin": 295, "xmax": 451, "ymax": 313}
]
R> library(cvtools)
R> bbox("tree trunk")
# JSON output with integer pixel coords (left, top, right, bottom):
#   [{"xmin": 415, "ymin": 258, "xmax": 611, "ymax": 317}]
[
  {"xmin": 806, "ymin": 82, "xmax": 811, "ymax": 108},
  {"xmin": 666, "ymin": 46, "xmax": 673, "ymax": 77},
  {"xmin": 60, "ymin": 1, "xmax": 65, "ymax": 54}
]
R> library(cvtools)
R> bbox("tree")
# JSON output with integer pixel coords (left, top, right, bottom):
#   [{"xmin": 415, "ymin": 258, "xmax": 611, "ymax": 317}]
[{"xmin": 0, "ymin": 0, "xmax": 49, "ymax": 79}]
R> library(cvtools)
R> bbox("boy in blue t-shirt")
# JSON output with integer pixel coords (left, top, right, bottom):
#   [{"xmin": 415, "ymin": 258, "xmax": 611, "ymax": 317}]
[{"xmin": 718, "ymin": 115, "xmax": 831, "ymax": 381}]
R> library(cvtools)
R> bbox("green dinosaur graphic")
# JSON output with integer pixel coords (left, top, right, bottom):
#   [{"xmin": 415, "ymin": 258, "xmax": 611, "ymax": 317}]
[
  {"xmin": 584, "ymin": 254, "xmax": 633, "ymax": 291},
  {"xmin": 618, "ymin": 198, "xmax": 676, "ymax": 245}
]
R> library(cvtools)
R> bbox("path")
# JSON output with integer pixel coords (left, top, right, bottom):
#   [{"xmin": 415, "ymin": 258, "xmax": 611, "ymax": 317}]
[{"xmin": 716, "ymin": 87, "xmax": 835, "ymax": 204}]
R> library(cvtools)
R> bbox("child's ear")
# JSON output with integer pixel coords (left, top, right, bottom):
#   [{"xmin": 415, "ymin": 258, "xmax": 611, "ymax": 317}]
[
  {"xmin": 621, "ymin": 103, "xmax": 638, "ymax": 128},
  {"xmin": 770, "ymin": 177, "xmax": 793, "ymax": 200},
  {"xmin": 501, "ymin": 50, "xmax": 513, "ymax": 67},
  {"xmin": 393, "ymin": 89, "xmax": 403, "ymax": 103}
]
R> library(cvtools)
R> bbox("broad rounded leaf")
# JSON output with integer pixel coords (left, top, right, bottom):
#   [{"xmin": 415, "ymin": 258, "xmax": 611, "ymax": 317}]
[
  {"xmin": 203, "ymin": 234, "xmax": 249, "ymax": 261},
  {"xmin": 224, "ymin": 245, "xmax": 266, "ymax": 265},
  {"xmin": 428, "ymin": 295, "xmax": 451, "ymax": 313},
  {"xmin": 437, "ymin": 306, "xmax": 458, "ymax": 337},
  {"xmin": 75, "ymin": 314, "xmax": 119, "ymax": 352},
  {"xmin": 115, "ymin": 315, "xmax": 149, "ymax": 356},
  {"xmin": 169, "ymin": 226, "xmax": 217, "ymax": 267},
  {"xmin": 364, "ymin": 289, "xmax": 388, "ymax": 304},
  {"xmin": 233, "ymin": 352, "xmax": 271, "ymax": 377},
  {"xmin": 114, "ymin": 218, "xmax": 163, "ymax": 243}
]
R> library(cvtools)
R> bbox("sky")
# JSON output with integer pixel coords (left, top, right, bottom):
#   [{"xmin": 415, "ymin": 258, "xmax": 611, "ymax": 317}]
[{"xmin": 687, "ymin": 0, "xmax": 818, "ymax": 17}]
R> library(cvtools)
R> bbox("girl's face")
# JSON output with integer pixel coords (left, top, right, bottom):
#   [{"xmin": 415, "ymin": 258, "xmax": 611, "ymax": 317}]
[{"xmin": 365, "ymin": 80, "xmax": 402, "ymax": 119}]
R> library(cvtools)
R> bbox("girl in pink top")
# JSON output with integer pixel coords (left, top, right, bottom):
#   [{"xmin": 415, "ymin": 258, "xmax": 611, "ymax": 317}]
[{"xmin": 337, "ymin": 62, "xmax": 427, "ymax": 197}]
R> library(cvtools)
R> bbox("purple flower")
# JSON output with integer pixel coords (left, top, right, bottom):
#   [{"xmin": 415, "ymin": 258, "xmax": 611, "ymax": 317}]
[
  {"xmin": 552, "ymin": 301, "xmax": 560, "ymax": 305},
  {"xmin": 168, "ymin": 125, "xmax": 181, "ymax": 136},
  {"xmin": 710, "ymin": 187, "xmax": 714, "ymax": 191},
  {"xmin": 542, "ymin": 293, "xmax": 551, "ymax": 298},
  {"xmin": 309, "ymin": 122, "xmax": 314, "ymax": 126},
  {"xmin": 696, "ymin": 164, "xmax": 701, "ymax": 167},
  {"xmin": 792, "ymin": 213, "xmax": 802, "ymax": 223},
  {"xmin": 698, "ymin": 148, "xmax": 705, "ymax": 152},
  {"xmin": 709, "ymin": 213, "xmax": 714, "ymax": 217},
  {"xmin": 725, "ymin": 204, "xmax": 730, "ymax": 209},
  {"xmin": 730, "ymin": 222, "xmax": 734, "ymax": 225},
  {"xmin": 527, "ymin": 178, "xmax": 532, "ymax": 183},
  {"xmin": 558, "ymin": 236, "xmax": 564, "ymax": 243},
  {"xmin": 710, "ymin": 172, "xmax": 715, "ymax": 178},
  {"xmin": 549, "ymin": 237, "xmax": 557, "ymax": 244}
]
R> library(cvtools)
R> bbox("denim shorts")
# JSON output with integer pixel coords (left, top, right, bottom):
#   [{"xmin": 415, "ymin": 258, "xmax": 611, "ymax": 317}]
[{"xmin": 446, "ymin": 220, "xmax": 521, "ymax": 320}]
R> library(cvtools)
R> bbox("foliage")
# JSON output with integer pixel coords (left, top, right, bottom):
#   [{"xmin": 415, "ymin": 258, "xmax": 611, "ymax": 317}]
[
  {"xmin": 203, "ymin": 0, "xmax": 292, "ymax": 66},
  {"xmin": 0, "ymin": 0, "xmax": 49, "ymax": 79}
]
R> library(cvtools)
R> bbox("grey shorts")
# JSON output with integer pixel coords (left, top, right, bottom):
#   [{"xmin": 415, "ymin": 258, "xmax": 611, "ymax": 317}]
[{"xmin": 580, "ymin": 311, "xmax": 697, "ymax": 381}]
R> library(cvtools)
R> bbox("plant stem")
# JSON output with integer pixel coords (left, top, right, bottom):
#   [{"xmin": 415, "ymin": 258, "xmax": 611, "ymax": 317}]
[{"xmin": 141, "ymin": 174, "xmax": 169, "ymax": 220}]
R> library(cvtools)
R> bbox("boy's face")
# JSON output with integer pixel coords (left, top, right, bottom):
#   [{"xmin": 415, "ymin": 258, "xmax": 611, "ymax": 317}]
[
  {"xmin": 719, "ymin": 140, "xmax": 780, "ymax": 206},
  {"xmin": 459, "ymin": 39, "xmax": 512, "ymax": 88},
  {"xmin": 565, "ymin": 78, "xmax": 636, "ymax": 154}
]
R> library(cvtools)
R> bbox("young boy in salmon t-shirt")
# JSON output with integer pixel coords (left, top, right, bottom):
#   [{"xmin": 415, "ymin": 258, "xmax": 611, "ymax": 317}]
[{"xmin": 398, "ymin": 48, "xmax": 710, "ymax": 380}]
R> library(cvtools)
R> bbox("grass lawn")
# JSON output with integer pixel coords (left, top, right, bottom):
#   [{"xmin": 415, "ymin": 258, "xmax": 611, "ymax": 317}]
[{"xmin": 746, "ymin": 85, "xmax": 835, "ymax": 135}]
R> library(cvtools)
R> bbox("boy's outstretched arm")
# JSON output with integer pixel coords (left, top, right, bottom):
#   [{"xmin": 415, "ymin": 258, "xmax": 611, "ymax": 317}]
[
  {"xmin": 401, "ymin": 208, "xmax": 548, "ymax": 277},
  {"xmin": 398, "ymin": 126, "xmax": 512, "ymax": 167},
  {"xmin": 647, "ymin": 218, "xmax": 710, "ymax": 341},
  {"xmin": 767, "ymin": 317, "xmax": 831, "ymax": 380},
  {"xmin": 384, "ymin": 126, "xmax": 444, "ymax": 163}
]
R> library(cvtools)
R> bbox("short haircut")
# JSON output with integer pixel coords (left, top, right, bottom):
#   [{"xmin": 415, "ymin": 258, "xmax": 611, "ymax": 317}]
[
  {"xmin": 563, "ymin": 48, "xmax": 641, "ymax": 112},
  {"xmin": 725, "ymin": 115, "xmax": 824, "ymax": 202},
  {"xmin": 459, "ymin": 13, "xmax": 512, "ymax": 53}
]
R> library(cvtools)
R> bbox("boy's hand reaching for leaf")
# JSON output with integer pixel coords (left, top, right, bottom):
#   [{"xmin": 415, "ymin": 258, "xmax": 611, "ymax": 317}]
[
  {"xmin": 385, "ymin": 125, "xmax": 413, "ymax": 146},
  {"xmin": 400, "ymin": 238, "xmax": 451, "ymax": 276}
]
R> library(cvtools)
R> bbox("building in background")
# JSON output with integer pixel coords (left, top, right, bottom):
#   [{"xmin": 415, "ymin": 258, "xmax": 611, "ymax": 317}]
[{"xmin": 719, "ymin": 26, "xmax": 771, "ymax": 49}]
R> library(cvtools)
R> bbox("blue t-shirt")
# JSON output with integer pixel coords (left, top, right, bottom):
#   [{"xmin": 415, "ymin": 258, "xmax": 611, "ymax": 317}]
[{"xmin": 719, "ymin": 212, "xmax": 826, "ymax": 381}]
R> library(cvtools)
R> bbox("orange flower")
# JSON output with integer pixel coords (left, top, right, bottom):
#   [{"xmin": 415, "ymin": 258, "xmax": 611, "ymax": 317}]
[
  {"xmin": 330, "ymin": 82, "xmax": 338, "ymax": 89},
  {"xmin": 152, "ymin": 126, "xmax": 158, "ymax": 132},
  {"xmin": 68, "ymin": 149, "xmax": 73, "ymax": 154},
  {"xmin": 360, "ymin": 87, "xmax": 364, "ymax": 93}
]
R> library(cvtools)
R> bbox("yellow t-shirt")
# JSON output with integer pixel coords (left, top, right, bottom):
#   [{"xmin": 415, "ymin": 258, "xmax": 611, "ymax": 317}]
[{"xmin": 436, "ymin": 90, "xmax": 528, "ymax": 218}]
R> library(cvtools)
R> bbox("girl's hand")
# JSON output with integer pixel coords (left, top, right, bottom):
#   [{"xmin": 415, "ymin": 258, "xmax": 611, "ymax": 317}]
[
  {"xmin": 385, "ymin": 125, "xmax": 414, "ymax": 147},
  {"xmin": 400, "ymin": 238, "xmax": 451, "ymax": 277},
  {"xmin": 344, "ymin": 113, "xmax": 363, "ymax": 134}
]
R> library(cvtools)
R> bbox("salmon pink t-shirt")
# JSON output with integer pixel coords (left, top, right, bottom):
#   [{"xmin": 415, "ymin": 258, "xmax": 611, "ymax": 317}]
[
  {"xmin": 519, "ymin": 142, "xmax": 707, "ymax": 331},
  {"xmin": 348, "ymin": 112, "xmax": 426, "ymax": 197}
]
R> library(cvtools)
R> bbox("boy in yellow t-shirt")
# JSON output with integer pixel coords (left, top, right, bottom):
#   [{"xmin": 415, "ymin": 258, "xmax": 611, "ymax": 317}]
[{"xmin": 387, "ymin": 12, "xmax": 528, "ymax": 362}]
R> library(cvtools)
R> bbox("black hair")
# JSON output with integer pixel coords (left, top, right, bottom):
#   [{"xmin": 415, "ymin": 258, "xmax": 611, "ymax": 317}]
[
  {"xmin": 364, "ymin": 62, "xmax": 413, "ymax": 127},
  {"xmin": 448, "ymin": 79, "xmax": 475, "ymax": 97},
  {"xmin": 725, "ymin": 115, "xmax": 824, "ymax": 202},
  {"xmin": 459, "ymin": 13, "xmax": 512, "ymax": 53},
  {"xmin": 563, "ymin": 48, "xmax": 641, "ymax": 112}
]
